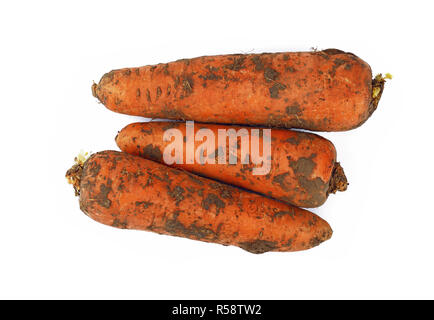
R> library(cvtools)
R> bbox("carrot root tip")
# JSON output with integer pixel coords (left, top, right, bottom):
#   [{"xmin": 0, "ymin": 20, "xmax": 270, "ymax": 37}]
[{"xmin": 328, "ymin": 162, "xmax": 348, "ymax": 195}]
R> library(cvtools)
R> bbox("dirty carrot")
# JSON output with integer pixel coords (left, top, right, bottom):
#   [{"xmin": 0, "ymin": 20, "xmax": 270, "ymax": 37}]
[
  {"xmin": 115, "ymin": 121, "xmax": 347, "ymax": 208},
  {"xmin": 93, "ymin": 49, "xmax": 388, "ymax": 132},
  {"xmin": 66, "ymin": 151, "xmax": 332, "ymax": 253}
]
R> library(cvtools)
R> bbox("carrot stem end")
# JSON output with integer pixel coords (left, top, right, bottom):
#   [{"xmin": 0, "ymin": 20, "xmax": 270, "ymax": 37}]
[
  {"xmin": 66, "ymin": 151, "xmax": 90, "ymax": 196},
  {"xmin": 328, "ymin": 162, "xmax": 348, "ymax": 195}
]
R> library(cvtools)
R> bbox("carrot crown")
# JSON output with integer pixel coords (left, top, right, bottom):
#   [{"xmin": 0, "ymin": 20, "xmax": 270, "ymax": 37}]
[
  {"xmin": 327, "ymin": 162, "xmax": 348, "ymax": 195},
  {"xmin": 66, "ymin": 151, "xmax": 90, "ymax": 196},
  {"xmin": 371, "ymin": 73, "xmax": 392, "ymax": 111}
]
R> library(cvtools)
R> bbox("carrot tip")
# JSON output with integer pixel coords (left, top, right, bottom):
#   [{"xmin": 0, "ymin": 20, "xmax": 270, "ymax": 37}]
[
  {"xmin": 66, "ymin": 151, "xmax": 90, "ymax": 196},
  {"xmin": 328, "ymin": 162, "xmax": 348, "ymax": 195}
]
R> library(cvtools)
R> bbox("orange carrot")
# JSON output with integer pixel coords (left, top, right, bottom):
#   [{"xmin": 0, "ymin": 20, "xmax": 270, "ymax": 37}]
[
  {"xmin": 115, "ymin": 122, "xmax": 347, "ymax": 208},
  {"xmin": 66, "ymin": 151, "xmax": 332, "ymax": 253},
  {"xmin": 92, "ymin": 49, "xmax": 387, "ymax": 131}
]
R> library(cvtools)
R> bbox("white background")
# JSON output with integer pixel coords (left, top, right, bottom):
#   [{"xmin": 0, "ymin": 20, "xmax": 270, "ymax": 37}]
[{"xmin": 1, "ymin": 0, "xmax": 433, "ymax": 299}]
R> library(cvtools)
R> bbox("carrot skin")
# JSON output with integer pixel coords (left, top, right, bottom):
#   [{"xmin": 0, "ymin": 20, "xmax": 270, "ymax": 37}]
[
  {"xmin": 116, "ymin": 122, "xmax": 346, "ymax": 208},
  {"xmin": 74, "ymin": 151, "xmax": 332, "ymax": 253},
  {"xmin": 94, "ymin": 49, "xmax": 376, "ymax": 131}
]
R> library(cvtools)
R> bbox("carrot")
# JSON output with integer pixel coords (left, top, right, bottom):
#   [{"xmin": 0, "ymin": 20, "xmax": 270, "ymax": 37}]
[
  {"xmin": 115, "ymin": 122, "xmax": 348, "ymax": 208},
  {"xmin": 92, "ymin": 49, "xmax": 388, "ymax": 132},
  {"xmin": 66, "ymin": 151, "xmax": 332, "ymax": 253}
]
